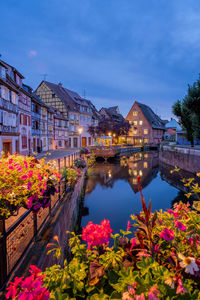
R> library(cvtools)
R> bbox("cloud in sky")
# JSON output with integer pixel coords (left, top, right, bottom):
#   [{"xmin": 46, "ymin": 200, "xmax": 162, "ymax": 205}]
[
  {"xmin": 1, "ymin": 0, "xmax": 200, "ymax": 119},
  {"xmin": 28, "ymin": 50, "xmax": 37, "ymax": 58}
]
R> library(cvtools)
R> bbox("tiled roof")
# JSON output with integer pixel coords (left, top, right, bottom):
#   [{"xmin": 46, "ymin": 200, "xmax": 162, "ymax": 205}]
[
  {"xmin": 100, "ymin": 107, "xmax": 124, "ymax": 122},
  {"xmin": 135, "ymin": 101, "xmax": 165, "ymax": 130},
  {"xmin": 43, "ymin": 81, "xmax": 79, "ymax": 112}
]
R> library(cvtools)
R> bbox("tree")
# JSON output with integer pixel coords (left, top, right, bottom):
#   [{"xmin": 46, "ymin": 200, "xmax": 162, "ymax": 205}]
[
  {"xmin": 88, "ymin": 118, "xmax": 130, "ymax": 142},
  {"xmin": 172, "ymin": 77, "xmax": 200, "ymax": 147}
]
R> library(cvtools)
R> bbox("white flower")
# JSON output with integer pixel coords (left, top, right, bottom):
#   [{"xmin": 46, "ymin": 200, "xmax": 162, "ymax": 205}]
[
  {"xmin": 178, "ymin": 253, "xmax": 199, "ymax": 275},
  {"xmin": 36, "ymin": 164, "xmax": 41, "ymax": 168}
]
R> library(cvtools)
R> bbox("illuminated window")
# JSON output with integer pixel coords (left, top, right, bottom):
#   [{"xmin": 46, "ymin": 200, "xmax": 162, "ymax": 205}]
[
  {"xmin": 133, "ymin": 170, "xmax": 137, "ymax": 176},
  {"xmin": 133, "ymin": 178, "xmax": 137, "ymax": 184},
  {"xmin": 133, "ymin": 121, "xmax": 137, "ymax": 126},
  {"xmin": 133, "ymin": 111, "xmax": 138, "ymax": 116},
  {"xmin": 144, "ymin": 162, "xmax": 148, "ymax": 168},
  {"xmin": 139, "ymin": 170, "xmax": 143, "ymax": 176},
  {"xmin": 133, "ymin": 163, "xmax": 137, "ymax": 168},
  {"xmin": 144, "ymin": 129, "xmax": 148, "ymax": 134},
  {"xmin": 144, "ymin": 153, "xmax": 148, "ymax": 158},
  {"xmin": 139, "ymin": 120, "xmax": 143, "ymax": 125},
  {"xmin": 144, "ymin": 138, "xmax": 148, "ymax": 143},
  {"xmin": 133, "ymin": 130, "xmax": 137, "ymax": 134}
]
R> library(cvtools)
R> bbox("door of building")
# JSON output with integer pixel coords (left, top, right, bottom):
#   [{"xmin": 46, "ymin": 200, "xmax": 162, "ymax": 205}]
[
  {"xmin": 33, "ymin": 138, "xmax": 36, "ymax": 152},
  {"xmin": 73, "ymin": 137, "xmax": 78, "ymax": 148},
  {"xmin": 82, "ymin": 137, "xmax": 87, "ymax": 147},
  {"xmin": 3, "ymin": 142, "xmax": 11, "ymax": 156}
]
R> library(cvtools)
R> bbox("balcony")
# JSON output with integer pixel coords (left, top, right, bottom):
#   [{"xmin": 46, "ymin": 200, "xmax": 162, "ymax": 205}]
[
  {"xmin": 0, "ymin": 125, "xmax": 19, "ymax": 134},
  {"xmin": 0, "ymin": 97, "xmax": 18, "ymax": 113}
]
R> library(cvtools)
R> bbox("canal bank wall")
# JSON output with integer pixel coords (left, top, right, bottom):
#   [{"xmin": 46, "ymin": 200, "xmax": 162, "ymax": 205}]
[{"xmin": 159, "ymin": 146, "xmax": 200, "ymax": 173}]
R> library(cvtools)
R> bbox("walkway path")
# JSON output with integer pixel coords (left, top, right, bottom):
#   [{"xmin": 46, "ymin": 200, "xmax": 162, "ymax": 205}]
[{"xmin": 36, "ymin": 148, "xmax": 80, "ymax": 161}]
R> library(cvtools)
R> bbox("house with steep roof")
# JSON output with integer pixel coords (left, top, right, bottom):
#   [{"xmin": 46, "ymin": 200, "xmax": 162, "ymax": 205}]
[
  {"xmin": 36, "ymin": 81, "xmax": 96, "ymax": 148},
  {"xmin": 125, "ymin": 101, "xmax": 165, "ymax": 145},
  {"xmin": 99, "ymin": 106, "xmax": 124, "ymax": 123},
  {"xmin": 164, "ymin": 118, "xmax": 182, "ymax": 141}
]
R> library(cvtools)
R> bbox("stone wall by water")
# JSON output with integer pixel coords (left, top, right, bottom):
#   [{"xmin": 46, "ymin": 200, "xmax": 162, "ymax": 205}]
[{"xmin": 159, "ymin": 146, "xmax": 200, "ymax": 173}]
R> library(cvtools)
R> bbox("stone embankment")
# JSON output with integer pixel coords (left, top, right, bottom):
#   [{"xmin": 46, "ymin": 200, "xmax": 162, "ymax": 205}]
[{"xmin": 159, "ymin": 146, "xmax": 200, "ymax": 173}]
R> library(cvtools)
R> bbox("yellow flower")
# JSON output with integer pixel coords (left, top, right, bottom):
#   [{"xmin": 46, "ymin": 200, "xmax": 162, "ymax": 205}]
[{"xmin": 178, "ymin": 253, "xmax": 199, "ymax": 275}]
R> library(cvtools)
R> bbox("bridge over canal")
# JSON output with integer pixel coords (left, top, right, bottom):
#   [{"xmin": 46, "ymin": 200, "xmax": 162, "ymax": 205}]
[{"xmin": 89, "ymin": 145, "xmax": 144, "ymax": 159}]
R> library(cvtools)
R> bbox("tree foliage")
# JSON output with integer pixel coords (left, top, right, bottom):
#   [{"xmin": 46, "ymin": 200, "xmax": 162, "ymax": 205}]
[
  {"xmin": 173, "ymin": 77, "xmax": 200, "ymax": 146},
  {"xmin": 88, "ymin": 118, "xmax": 130, "ymax": 138}
]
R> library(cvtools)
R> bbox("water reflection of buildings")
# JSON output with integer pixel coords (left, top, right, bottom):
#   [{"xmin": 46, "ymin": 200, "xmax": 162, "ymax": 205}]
[
  {"xmin": 85, "ymin": 151, "xmax": 159, "ymax": 195},
  {"xmin": 121, "ymin": 151, "xmax": 159, "ymax": 193}
]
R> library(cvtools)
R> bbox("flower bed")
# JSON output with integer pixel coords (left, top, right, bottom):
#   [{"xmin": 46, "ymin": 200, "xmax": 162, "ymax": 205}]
[
  {"xmin": 6, "ymin": 174, "xmax": 200, "ymax": 299},
  {"xmin": 0, "ymin": 154, "xmax": 61, "ymax": 218}
]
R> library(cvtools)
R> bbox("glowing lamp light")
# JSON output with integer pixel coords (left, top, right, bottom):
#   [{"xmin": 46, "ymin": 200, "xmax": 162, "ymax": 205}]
[
  {"xmin": 78, "ymin": 127, "xmax": 83, "ymax": 134},
  {"xmin": 108, "ymin": 132, "xmax": 112, "ymax": 137}
]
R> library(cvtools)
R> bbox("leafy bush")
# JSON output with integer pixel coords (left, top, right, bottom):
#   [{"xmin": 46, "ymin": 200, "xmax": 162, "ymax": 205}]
[
  {"xmin": 74, "ymin": 158, "xmax": 86, "ymax": 169},
  {"xmin": 0, "ymin": 154, "xmax": 61, "ymax": 218},
  {"xmin": 80, "ymin": 147, "xmax": 90, "ymax": 155},
  {"xmin": 87, "ymin": 153, "xmax": 96, "ymax": 168},
  {"xmin": 6, "ymin": 173, "xmax": 200, "ymax": 299},
  {"xmin": 62, "ymin": 167, "xmax": 80, "ymax": 187}
]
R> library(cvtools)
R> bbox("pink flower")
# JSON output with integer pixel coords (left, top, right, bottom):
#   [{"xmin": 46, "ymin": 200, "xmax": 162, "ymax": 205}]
[
  {"xmin": 160, "ymin": 228, "xmax": 174, "ymax": 241},
  {"xmin": 6, "ymin": 277, "xmax": 24, "ymax": 299},
  {"xmin": 24, "ymin": 160, "xmax": 28, "ymax": 168},
  {"xmin": 130, "ymin": 238, "xmax": 137, "ymax": 251},
  {"xmin": 82, "ymin": 219, "xmax": 113, "ymax": 249},
  {"xmin": 137, "ymin": 250, "xmax": 150, "ymax": 258},
  {"xmin": 167, "ymin": 209, "xmax": 179, "ymax": 218},
  {"xmin": 8, "ymin": 165, "xmax": 14, "ymax": 170},
  {"xmin": 176, "ymin": 279, "xmax": 188, "ymax": 294},
  {"xmin": 154, "ymin": 244, "xmax": 160, "ymax": 253},
  {"xmin": 135, "ymin": 293, "xmax": 145, "ymax": 300},
  {"xmin": 148, "ymin": 285, "xmax": 160, "ymax": 300},
  {"xmin": 27, "ymin": 182, "xmax": 32, "ymax": 190},
  {"xmin": 20, "ymin": 175, "xmax": 28, "ymax": 181},
  {"xmin": 27, "ymin": 170, "xmax": 34, "ymax": 178},
  {"xmin": 27, "ymin": 197, "xmax": 34, "ymax": 209},
  {"xmin": 175, "ymin": 221, "xmax": 187, "ymax": 231}
]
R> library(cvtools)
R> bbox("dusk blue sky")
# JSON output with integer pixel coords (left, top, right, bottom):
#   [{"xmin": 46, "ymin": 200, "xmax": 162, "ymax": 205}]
[{"xmin": 1, "ymin": 0, "xmax": 200, "ymax": 119}]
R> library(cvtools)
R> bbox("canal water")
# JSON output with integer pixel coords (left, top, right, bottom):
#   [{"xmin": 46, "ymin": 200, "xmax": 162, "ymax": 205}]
[{"xmin": 81, "ymin": 151, "xmax": 197, "ymax": 234}]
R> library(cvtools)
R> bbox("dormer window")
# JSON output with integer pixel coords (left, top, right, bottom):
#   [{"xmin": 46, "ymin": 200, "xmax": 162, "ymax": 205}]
[{"xmin": 0, "ymin": 66, "xmax": 6, "ymax": 79}]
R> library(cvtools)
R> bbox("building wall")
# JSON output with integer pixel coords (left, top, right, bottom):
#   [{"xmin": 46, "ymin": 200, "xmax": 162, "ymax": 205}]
[
  {"xmin": 54, "ymin": 117, "xmax": 68, "ymax": 149},
  {"xmin": 0, "ymin": 64, "xmax": 20, "ymax": 155},
  {"xmin": 40, "ymin": 106, "xmax": 48, "ymax": 152},
  {"xmin": 18, "ymin": 93, "xmax": 32, "ymax": 155}
]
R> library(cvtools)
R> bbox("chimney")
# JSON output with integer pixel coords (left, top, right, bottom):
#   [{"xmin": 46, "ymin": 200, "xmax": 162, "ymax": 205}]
[{"xmin": 58, "ymin": 82, "xmax": 62, "ymax": 88}]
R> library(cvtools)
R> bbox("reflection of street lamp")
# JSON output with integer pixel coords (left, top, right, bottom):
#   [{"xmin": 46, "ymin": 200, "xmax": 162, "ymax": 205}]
[
  {"xmin": 108, "ymin": 132, "xmax": 111, "ymax": 137},
  {"xmin": 78, "ymin": 126, "xmax": 83, "ymax": 147}
]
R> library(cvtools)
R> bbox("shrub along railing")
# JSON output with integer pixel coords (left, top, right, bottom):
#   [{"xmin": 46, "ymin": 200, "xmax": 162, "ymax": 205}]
[{"xmin": 0, "ymin": 179, "xmax": 67, "ymax": 290}]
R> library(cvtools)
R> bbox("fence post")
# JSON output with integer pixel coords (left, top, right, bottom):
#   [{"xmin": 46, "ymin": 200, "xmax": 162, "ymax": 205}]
[
  {"xmin": 58, "ymin": 159, "xmax": 61, "ymax": 171},
  {"xmin": 0, "ymin": 218, "xmax": 7, "ymax": 289},
  {"xmin": 49, "ymin": 196, "xmax": 52, "ymax": 217},
  {"xmin": 64, "ymin": 156, "xmax": 66, "ymax": 168},
  {"xmin": 33, "ymin": 214, "xmax": 37, "ymax": 240}
]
